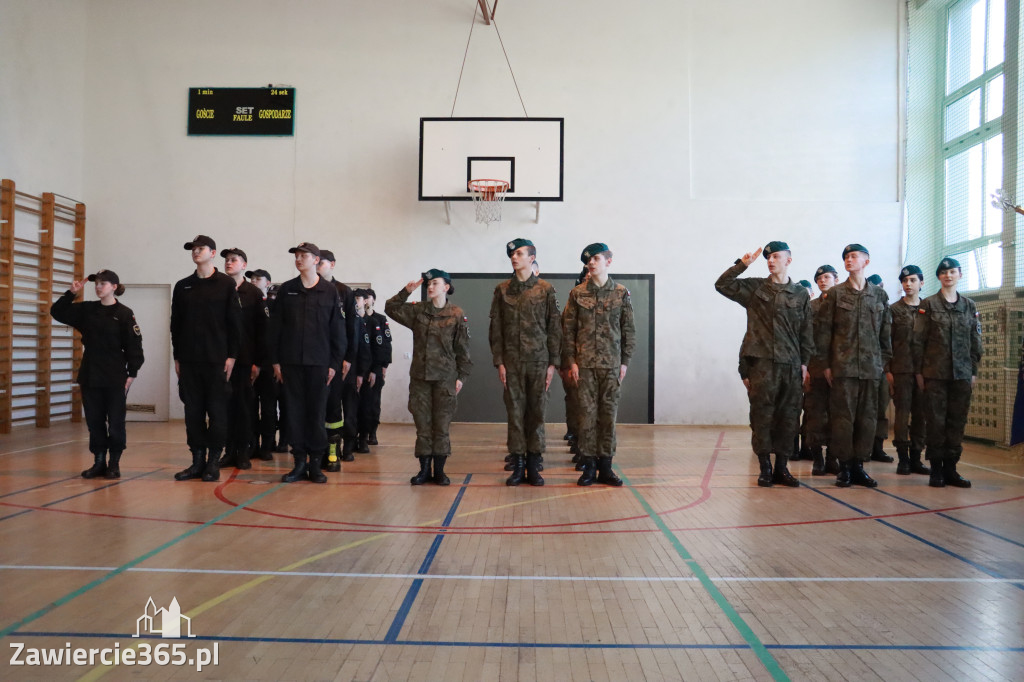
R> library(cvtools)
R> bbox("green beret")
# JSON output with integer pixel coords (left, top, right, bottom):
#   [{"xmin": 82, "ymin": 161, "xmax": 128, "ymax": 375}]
[
  {"xmin": 798, "ymin": 279, "xmax": 812, "ymax": 290},
  {"xmin": 936, "ymin": 257, "xmax": 961, "ymax": 277},
  {"xmin": 842, "ymin": 243, "xmax": 869, "ymax": 258},
  {"xmin": 506, "ymin": 238, "xmax": 534, "ymax": 257},
  {"xmin": 898, "ymin": 265, "xmax": 923, "ymax": 281},
  {"xmin": 866, "ymin": 274, "xmax": 883, "ymax": 287},
  {"xmin": 580, "ymin": 242, "xmax": 610, "ymax": 263},
  {"xmin": 422, "ymin": 268, "xmax": 454, "ymax": 295},
  {"xmin": 814, "ymin": 264, "xmax": 837, "ymax": 280},
  {"xmin": 762, "ymin": 241, "xmax": 790, "ymax": 258}
]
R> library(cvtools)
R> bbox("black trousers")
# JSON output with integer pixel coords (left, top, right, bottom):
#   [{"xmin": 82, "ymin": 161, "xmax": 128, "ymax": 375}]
[
  {"xmin": 227, "ymin": 365, "xmax": 255, "ymax": 451},
  {"xmin": 281, "ymin": 364, "xmax": 330, "ymax": 456},
  {"xmin": 326, "ymin": 373, "xmax": 360, "ymax": 440},
  {"xmin": 252, "ymin": 366, "xmax": 279, "ymax": 448},
  {"xmin": 82, "ymin": 386, "xmax": 127, "ymax": 456},
  {"xmin": 360, "ymin": 374, "xmax": 384, "ymax": 434},
  {"xmin": 178, "ymin": 362, "xmax": 231, "ymax": 454}
]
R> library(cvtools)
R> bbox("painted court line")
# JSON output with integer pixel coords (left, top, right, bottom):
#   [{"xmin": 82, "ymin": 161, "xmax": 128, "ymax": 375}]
[
  {"xmin": 0, "ymin": 470, "xmax": 160, "ymax": 523},
  {"xmin": 872, "ymin": 487, "xmax": 1024, "ymax": 550},
  {"xmin": 0, "ymin": 440, "xmax": 79, "ymax": 458},
  {"xmin": 0, "ymin": 474, "xmax": 82, "ymax": 499}
]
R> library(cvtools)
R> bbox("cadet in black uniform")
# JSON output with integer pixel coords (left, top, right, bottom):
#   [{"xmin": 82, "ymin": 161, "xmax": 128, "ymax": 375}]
[
  {"xmin": 246, "ymin": 268, "xmax": 278, "ymax": 460},
  {"xmin": 362, "ymin": 289, "xmax": 392, "ymax": 446},
  {"xmin": 171, "ymin": 235, "xmax": 242, "ymax": 483},
  {"xmin": 267, "ymin": 243, "xmax": 346, "ymax": 483},
  {"xmin": 50, "ymin": 270, "xmax": 145, "ymax": 479},
  {"xmin": 316, "ymin": 250, "xmax": 362, "ymax": 469},
  {"xmin": 352, "ymin": 289, "xmax": 375, "ymax": 453},
  {"xmin": 218, "ymin": 248, "xmax": 268, "ymax": 471}
]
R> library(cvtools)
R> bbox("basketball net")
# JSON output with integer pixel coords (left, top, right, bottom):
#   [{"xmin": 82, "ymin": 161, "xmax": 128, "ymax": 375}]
[{"xmin": 468, "ymin": 179, "xmax": 509, "ymax": 225}]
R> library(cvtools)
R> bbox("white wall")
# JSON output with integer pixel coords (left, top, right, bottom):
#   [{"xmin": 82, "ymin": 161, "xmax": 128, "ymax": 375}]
[{"xmin": 3, "ymin": 0, "xmax": 903, "ymax": 424}]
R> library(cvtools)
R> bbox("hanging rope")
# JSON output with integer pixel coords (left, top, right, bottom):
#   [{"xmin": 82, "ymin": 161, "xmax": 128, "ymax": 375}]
[
  {"xmin": 450, "ymin": 1, "xmax": 529, "ymax": 118},
  {"xmin": 450, "ymin": 2, "xmax": 480, "ymax": 117},
  {"xmin": 491, "ymin": 14, "xmax": 528, "ymax": 117}
]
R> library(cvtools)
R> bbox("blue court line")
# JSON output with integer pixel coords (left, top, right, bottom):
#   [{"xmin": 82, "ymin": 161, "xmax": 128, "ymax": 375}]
[
  {"xmin": 0, "ymin": 482, "xmax": 284, "ymax": 640},
  {"xmin": 13, "ymin": 631, "xmax": 1024, "ymax": 653},
  {"xmin": 871, "ymin": 488, "xmax": 1024, "ymax": 550},
  {"xmin": 384, "ymin": 474, "xmax": 472, "ymax": 643},
  {"xmin": 0, "ymin": 474, "xmax": 81, "ymax": 500},
  {"xmin": 803, "ymin": 485, "xmax": 1024, "ymax": 591},
  {"xmin": 0, "ymin": 470, "xmax": 159, "ymax": 523}
]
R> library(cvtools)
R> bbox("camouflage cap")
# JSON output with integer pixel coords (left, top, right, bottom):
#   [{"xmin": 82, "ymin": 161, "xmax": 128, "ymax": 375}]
[
  {"xmin": 762, "ymin": 241, "xmax": 790, "ymax": 258},
  {"xmin": 506, "ymin": 238, "xmax": 534, "ymax": 257},
  {"xmin": 866, "ymin": 274, "xmax": 883, "ymax": 286},
  {"xmin": 580, "ymin": 242, "xmax": 610, "ymax": 263},
  {"xmin": 936, "ymin": 257, "xmax": 961, "ymax": 276},
  {"xmin": 898, "ymin": 265, "xmax": 923, "ymax": 282},
  {"xmin": 842, "ymin": 243, "xmax": 869, "ymax": 258},
  {"xmin": 422, "ymin": 268, "xmax": 454, "ymax": 295},
  {"xmin": 814, "ymin": 264, "xmax": 838, "ymax": 280}
]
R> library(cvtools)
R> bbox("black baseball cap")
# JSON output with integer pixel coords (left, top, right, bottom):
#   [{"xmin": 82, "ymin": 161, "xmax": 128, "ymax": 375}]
[
  {"xmin": 318, "ymin": 249, "xmax": 336, "ymax": 263},
  {"xmin": 220, "ymin": 247, "xmax": 247, "ymax": 261},
  {"xmin": 288, "ymin": 242, "xmax": 321, "ymax": 258},
  {"xmin": 87, "ymin": 269, "xmax": 120, "ymax": 285},
  {"xmin": 245, "ymin": 269, "xmax": 271, "ymax": 280},
  {"xmin": 184, "ymin": 234, "xmax": 216, "ymax": 250}
]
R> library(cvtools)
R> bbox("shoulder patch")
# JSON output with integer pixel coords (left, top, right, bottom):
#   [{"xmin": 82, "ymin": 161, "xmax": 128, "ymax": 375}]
[
  {"xmin": 376, "ymin": 335, "xmax": 383, "ymax": 344},
  {"xmin": 385, "ymin": 328, "xmax": 391, "ymax": 338},
  {"xmin": 133, "ymin": 324, "xmax": 142, "ymax": 337}
]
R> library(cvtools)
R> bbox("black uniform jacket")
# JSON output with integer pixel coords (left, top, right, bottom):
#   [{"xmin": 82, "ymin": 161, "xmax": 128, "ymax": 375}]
[
  {"xmin": 51, "ymin": 292, "xmax": 145, "ymax": 388},
  {"xmin": 236, "ymin": 280, "xmax": 268, "ymax": 369},
  {"xmin": 170, "ymin": 269, "xmax": 242, "ymax": 363},
  {"xmin": 268, "ymin": 275, "xmax": 346, "ymax": 369},
  {"xmin": 331, "ymin": 278, "xmax": 360, "ymax": 367},
  {"xmin": 368, "ymin": 311, "xmax": 393, "ymax": 373},
  {"xmin": 353, "ymin": 315, "xmax": 373, "ymax": 379}
]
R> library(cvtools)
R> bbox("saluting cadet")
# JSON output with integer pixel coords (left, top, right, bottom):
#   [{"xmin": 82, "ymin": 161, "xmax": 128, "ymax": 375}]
[
  {"xmin": 564, "ymin": 243, "xmax": 636, "ymax": 487},
  {"xmin": 362, "ymin": 289, "xmax": 392, "ymax": 446},
  {"xmin": 716, "ymin": 242, "xmax": 813, "ymax": 488},
  {"xmin": 888, "ymin": 265, "xmax": 930, "ymax": 476},
  {"xmin": 351, "ymin": 288, "xmax": 373, "ymax": 453},
  {"xmin": 866, "ymin": 273, "xmax": 895, "ymax": 465},
  {"xmin": 489, "ymin": 238, "xmax": 561, "ymax": 487},
  {"xmin": 246, "ymin": 268, "xmax": 278, "ymax": 460},
  {"xmin": 219, "ymin": 248, "xmax": 268, "ymax": 471},
  {"xmin": 50, "ymin": 270, "xmax": 144, "ymax": 479},
  {"xmin": 816, "ymin": 244, "xmax": 892, "ymax": 488},
  {"xmin": 316, "ymin": 250, "xmax": 361, "ymax": 469},
  {"xmin": 267, "ymin": 243, "xmax": 346, "ymax": 483},
  {"xmin": 386, "ymin": 269, "xmax": 472, "ymax": 486},
  {"xmin": 806, "ymin": 264, "xmax": 838, "ymax": 476},
  {"xmin": 171, "ymin": 235, "xmax": 242, "ymax": 483},
  {"xmin": 912, "ymin": 257, "xmax": 983, "ymax": 488}
]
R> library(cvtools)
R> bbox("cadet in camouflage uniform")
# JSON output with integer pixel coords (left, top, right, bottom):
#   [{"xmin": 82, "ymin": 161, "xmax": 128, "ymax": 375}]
[
  {"xmin": 816, "ymin": 244, "xmax": 891, "ymax": 488},
  {"xmin": 562, "ymin": 267, "xmax": 590, "ymax": 467},
  {"xmin": 716, "ymin": 241, "xmax": 813, "ymax": 488},
  {"xmin": 489, "ymin": 238, "xmax": 561, "ymax": 487},
  {"xmin": 912, "ymin": 257, "xmax": 982, "ymax": 488},
  {"xmin": 386, "ymin": 269, "xmax": 472, "ymax": 486},
  {"xmin": 805, "ymin": 264, "xmax": 838, "ymax": 476},
  {"xmin": 889, "ymin": 265, "xmax": 930, "ymax": 476},
  {"xmin": 866, "ymin": 273, "xmax": 895, "ymax": 464},
  {"xmin": 564, "ymin": 243, "xmax": 636, "ymax": 487}
]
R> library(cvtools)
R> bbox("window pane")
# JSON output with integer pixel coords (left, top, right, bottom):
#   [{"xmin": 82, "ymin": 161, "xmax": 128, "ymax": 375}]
[
  {"xmin": 947, "ymin": 0, "xmax": 986, "ymax": 93},
  {"xmin": 945, "ymin": 88, "xmax": 982, "ymax": 140},
  {"xmin": 950, "ymin": 244, "xmax": 1002, "ymax": 291},
  {"xmin": 984, "ymin": 134, "xmax": 1003, "ymax": 235},
  {"xmin": 985, "ymin": 73, "xmax": 1004, "ymax": 121},
  {"xmin": 944, "ymin": 144, "xmax": 983, "ymax": 243},
  {"xmin": 987, "ymin": 0, "xmax": 1005, "ymax": 70}
]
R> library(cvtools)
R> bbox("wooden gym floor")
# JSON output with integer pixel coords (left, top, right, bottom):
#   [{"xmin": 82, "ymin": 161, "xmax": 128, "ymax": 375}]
[{"xmin": 0, "ymin": 421, "xmax": 1021, "ymax": 681}]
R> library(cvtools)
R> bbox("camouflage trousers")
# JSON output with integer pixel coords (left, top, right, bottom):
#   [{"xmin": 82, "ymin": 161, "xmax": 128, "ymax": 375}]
[
  {"xmin": 563, "ymin": 372, "xmax": 580, "ymax": 438},
  {"xmin": 503, "ymin": 362, "xmax": 549, "ymax": 454},
  {"xmin": 408, "ymin": 377, "xmax": 458, "ymax": 457},
  {"xmin": 923, "ymin": 378, "xmax": 972, "ymax": 463},
  {"xmin": 829, "ymin": 377, "xmax": 878, "ymax": 462},
  {"xmin": 891, "ymin": 373, "xmax": 925, "ymax": 451},
  {"xmin": 746, "ymin": 358, "xmax": 802, "ymax": 457},
  {"xmin": 803, "ymin": 376, "xmax": 830, "ymax": 448},
  {"xmin": 876, "ymin": 374, "xmax": 890, "ymax": 439},
  {"xmin": 577, "ymin": 368, "xmax": 620, "ymax": 458}
]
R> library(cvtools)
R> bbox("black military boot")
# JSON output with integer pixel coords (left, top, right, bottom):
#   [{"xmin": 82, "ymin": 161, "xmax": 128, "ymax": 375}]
[
  {"xmin": 571, "ymin": 452, "xmax": 582, "ymax": 465},
  {"xmin": 174, "ymin": 450, "xmax": 205, "ymax": 481},
  {"xmin": 410, "ymin": 456, "xmax": 432, "ymax": 485},
  {"xmin": 772, "ymin": 454, "xmax": 799, "ymax": 487},
  {"xmin": 325, "ymin": 435, "xmax": 342, "ymax": 472},
  {"xmin": 273, "ymin": 439, "xmax": 290, "ymax": 453},
  {"xmin": 756, "ymin": 454, "xmax": 773, "ymax": 488},
  {"xmin": 577, "ymin": 457, "xmax": 597, "ymax": 486},
  {"xmin": 432, "ymin": 456, "xmax": 450, "ymax": 486},
  {"xmin": 367, "ymin": 428, "xmax": 379, "ymax": 446},
  {"xmin": 870, "ymin": 437, "xmax": 894, "ymax": 463},
  {"xmin": 943, "ymin": 459, "xmax": 972, "ymax": 488},
  {"xmin": 236, "ymin": 445, "xmax": 252, "ymax": 471},
  {"xmin": 811, "ymin": 446, "xmax": 826, "ymax": 476},
  {"xmin": 307, "ymin": 452, "xmax": 327, "ymax": 484},
  {"xmin": 257, "ymin": 435, "xmax": 274, "ymax": 461},
  {"xmin": 835, "ymin": 460, "xmax": 852, "ymax": 488},
  {"xmin": 81, "ymin": 452, "xmax": 107, "ymax": 479},
  {"xmin": 504, "ymin": 453, "xmax": 515, "ymax": 472},
  {"xmin": 895, "ymin": 444, "xmax": 911, "ymax": 475},
  {"xmin": 202, "ymin": 450, "xmax": 222, "ymax": 482},
  {"xmin": 910, "ymin": 449, "xmax": 930, "ymax": 475},
  {"xmin": 341, "ymin": 438, "xmax": 355, "ymax": 462},
  {"xmin": 824, "ymin": 447, "xmax": 840, "ymax": 475},
  {"xmin": 282, "ymin": 454, "xmax": 308, "ymax": 483},
  {"xmin": 356, "ymin": 434, "xmax": 370, "ymax": 454},
  {"xmin": 105, "ymin": 451, "xmax": 122, "ymax": 479},
  {"xmin": 790, "ymin": 434, "xmax": 802, "ymax": 461},
  {"xmin": 596, "ymin": 457, "xmax": 623, "ymax": 487},
  {"xmin": 563, "ymin": 431, "xmax": 571, "ymax": 440},
  {"xmin": 850, "ymin": 459, "xmax": 878, "ymax": 488},
  {"xmin": 526, "ymin": 453, "xmax": 545, "ymax": 486},
  {"xmin": 505, "ymin": 454, "xmax": 526, "ymax": 486}
]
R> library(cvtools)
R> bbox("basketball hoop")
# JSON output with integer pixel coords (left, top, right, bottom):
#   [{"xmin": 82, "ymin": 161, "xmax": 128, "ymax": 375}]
[{"xmin": 468, "ymin": 179, "xmax": 509, "ymax": 224}]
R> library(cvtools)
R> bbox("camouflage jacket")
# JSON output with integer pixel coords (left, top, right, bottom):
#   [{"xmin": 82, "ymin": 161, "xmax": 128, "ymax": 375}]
[
  {"xmin": 911, "ymin": 292, "xmax": 982, "ymax": 380},
  {"xmin": 488, "ymin": 274, "xmax": 561, "ymax": 367},
  {"xmin": 715, "ymin": 262, "xmax": 814, "ymax": 366},
  {"xmin": 815, "ymin": 280, "xmax": 892, "ymax": 379},
  {"xmin": 888, "ymin": 298, "xmax": 923, "ymax": 374},
  {"xmin": 807, "ymin": 297, "xmax": 829, "ymax": 378},
  {"xmin": 562, "ymin": 277, "xmax": 636, "ymax": 369},
  {"xmin": 385, "ymin": 288, "xmax": 472, "ymax": 382}
]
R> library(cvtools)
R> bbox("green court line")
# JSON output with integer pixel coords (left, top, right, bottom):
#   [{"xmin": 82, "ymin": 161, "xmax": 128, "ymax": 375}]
[
  {"xmin": 0, "ymin": 483, "xmax": 284, "ymax": 640},
  {"xmin": 617, "ymin": 466, "xmax": 790, "ymax": 682}
]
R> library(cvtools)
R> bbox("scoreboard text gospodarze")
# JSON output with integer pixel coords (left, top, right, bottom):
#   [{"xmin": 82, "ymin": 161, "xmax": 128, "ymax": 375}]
[{"xmin": 187, "ymin": 87, "xmax": 295, "ymax": 136}]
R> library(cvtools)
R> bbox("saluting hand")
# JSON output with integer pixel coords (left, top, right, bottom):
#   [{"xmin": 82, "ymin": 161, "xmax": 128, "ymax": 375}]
[
  {"xmin": 70, "ymin": 279, "xmax": 88, "ymax": 295},
  {"xmin": 405, "ymin": 278, "xmax": 424, "ymax": 294},
  {"xmin": 740, "ymin": 248, "xmax": 761, "ymax": 266}
]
